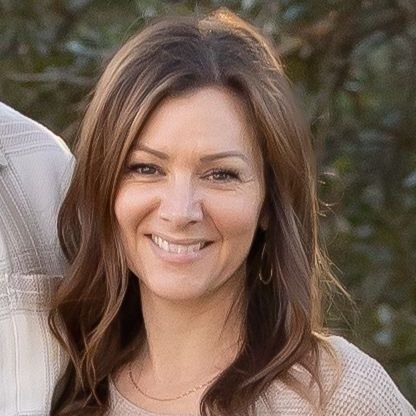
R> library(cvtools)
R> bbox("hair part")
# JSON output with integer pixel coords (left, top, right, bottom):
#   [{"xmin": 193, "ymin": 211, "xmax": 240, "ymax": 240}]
[{"xmin": 49, "ymin": 7, "xmax": 346, "ymax": 415}]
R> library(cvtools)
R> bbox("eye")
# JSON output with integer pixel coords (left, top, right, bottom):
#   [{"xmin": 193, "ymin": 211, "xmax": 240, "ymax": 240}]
[
  {"xmin": 205, "ymin": 168, "xmax": 241, "ymax": 182},
  {"xmin": 127, "ymin": 163, "xmax": 162, "ymax": 176}
]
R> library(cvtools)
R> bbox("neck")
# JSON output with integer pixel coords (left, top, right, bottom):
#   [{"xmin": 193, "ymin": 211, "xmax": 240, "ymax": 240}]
[{"xmin": 136, "ymin": 277, "xmax": 246, "ymax": 388}]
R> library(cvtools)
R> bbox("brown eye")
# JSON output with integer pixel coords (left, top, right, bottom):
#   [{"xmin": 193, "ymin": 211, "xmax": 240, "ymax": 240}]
[
  {"xmin": 205, "ymin": 169, "xmax": 241, "ymax": 182},
  {"xmin": 127, "ymin": 163, "xmax": 162, "ymax": 175}
]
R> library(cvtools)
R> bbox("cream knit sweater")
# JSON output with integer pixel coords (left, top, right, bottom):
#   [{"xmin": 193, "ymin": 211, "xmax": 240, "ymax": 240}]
[{"xmin": 108, "ymin": 335, "xmax": 415, "ymax": 415}]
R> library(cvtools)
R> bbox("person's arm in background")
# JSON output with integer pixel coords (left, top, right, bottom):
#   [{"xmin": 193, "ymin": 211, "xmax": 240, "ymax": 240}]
[{"xmin": 0, "ymin": 102, "xmax": 73, "ymax": 415}]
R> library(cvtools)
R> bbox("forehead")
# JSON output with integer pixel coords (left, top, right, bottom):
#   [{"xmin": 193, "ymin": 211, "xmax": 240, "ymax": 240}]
[{"xmin": 134, "ymin": 87, "xmax": 261, "ymax": 163}]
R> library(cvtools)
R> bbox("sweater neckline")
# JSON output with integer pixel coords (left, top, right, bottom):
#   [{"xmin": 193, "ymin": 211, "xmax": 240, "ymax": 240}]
[{"xmin": 109, "ymin": 377, "xmax": 199, "ymax": 416}]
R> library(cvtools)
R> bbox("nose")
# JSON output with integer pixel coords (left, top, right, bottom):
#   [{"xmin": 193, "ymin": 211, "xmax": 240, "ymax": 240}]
[{"xmin": 159, "ymin": 176, "xmax": 203, "ymax": 227}]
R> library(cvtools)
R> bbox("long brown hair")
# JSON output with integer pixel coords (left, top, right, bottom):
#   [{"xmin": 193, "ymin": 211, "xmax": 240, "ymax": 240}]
[{"xmin": 49, "ymin": 7, "xmax": 345, "ymax": 415}]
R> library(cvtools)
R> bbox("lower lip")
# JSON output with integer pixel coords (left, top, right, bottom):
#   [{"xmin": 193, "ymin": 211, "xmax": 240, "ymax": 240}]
[{"xmin": 148, "ymin": 236, "xmax": 212, "ymax": 264}]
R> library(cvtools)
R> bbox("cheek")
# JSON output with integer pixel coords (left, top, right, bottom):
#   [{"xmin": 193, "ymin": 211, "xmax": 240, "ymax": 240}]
[
  {"xmin": 114, "ymin": 188, "xmax": 134, "ymax": 233},
  {"xmin": 114, "ymin": 185, "xmax": 149, "ymax": 243},
  {"xmin": 207, "ymin": 191, "xmax": 263, "ymax": 242}
]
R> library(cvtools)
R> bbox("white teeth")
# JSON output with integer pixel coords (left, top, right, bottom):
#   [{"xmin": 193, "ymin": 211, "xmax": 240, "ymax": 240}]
[
  {"xmin": 151, "ymin": 235, "xmax": 205, "ymax": 254},
  {"xmin": 162, "ymin": 239, "xmax": 169, "ymax": 252}
]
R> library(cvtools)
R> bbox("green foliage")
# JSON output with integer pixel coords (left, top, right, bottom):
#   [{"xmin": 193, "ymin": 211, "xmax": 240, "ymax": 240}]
[{"xmin": 1, "ymin": 0, "xmax": 415, "ymax": 405}]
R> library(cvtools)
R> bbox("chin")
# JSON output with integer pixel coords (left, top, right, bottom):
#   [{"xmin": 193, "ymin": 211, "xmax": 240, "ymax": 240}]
[{"xmin": 138, "ymin": 275, "xmax": 215, "ymax": 303}]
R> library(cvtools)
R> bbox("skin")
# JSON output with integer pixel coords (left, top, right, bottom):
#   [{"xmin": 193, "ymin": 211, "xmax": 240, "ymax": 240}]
[{"xmin": 114, "ymin": 86, "xmax": 267, "ymax": 414}]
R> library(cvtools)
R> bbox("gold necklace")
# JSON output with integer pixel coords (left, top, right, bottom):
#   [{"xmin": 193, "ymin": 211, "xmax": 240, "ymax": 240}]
[{"xmin": 128, "ymin": 360, "xmax": 220, "ymax": 402}]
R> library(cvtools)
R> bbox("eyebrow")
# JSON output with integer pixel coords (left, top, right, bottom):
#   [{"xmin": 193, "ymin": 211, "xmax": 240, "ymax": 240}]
[{"xmin": 134, "ymin": 144, "xmax": 249, "ymax": 163}]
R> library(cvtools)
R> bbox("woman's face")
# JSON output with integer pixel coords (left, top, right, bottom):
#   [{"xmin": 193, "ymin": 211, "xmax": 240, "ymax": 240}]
[{"xmin": 115, "ymin": 87, "xmax": 267, "ymax": 303}]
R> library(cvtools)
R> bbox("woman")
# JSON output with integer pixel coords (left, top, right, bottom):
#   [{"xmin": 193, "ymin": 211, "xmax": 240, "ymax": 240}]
[{"xmin": 49, "ymin": 8, "xmax": 415, "ymax": 416}]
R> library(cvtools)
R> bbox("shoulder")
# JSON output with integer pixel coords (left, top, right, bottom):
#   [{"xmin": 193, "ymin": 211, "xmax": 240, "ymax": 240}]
[
  {"xmin": 0, "ymin": 101, "xmax": 73, "ymax": 206},
  {"xmin": 0, "ymin": 101, "xmax": 72, "ymax": 161},
  {"xmin": 259, "ymin": 336, "xmax": 415, "ymax": 415},
  {"xmin": 0, "ymin": 103, "xmax": 74, "ymax": 272},
  {"xmin": 321, "ymin": 335, "xmax": 416, "ymax": 416}
]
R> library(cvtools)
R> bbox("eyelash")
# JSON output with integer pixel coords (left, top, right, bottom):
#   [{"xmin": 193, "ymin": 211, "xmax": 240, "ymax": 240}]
[{"xmin": 126, "ymin": 163, "xmax": 241, "ymax": 183}]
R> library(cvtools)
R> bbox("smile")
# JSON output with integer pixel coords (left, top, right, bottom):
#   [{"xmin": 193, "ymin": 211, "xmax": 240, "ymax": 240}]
[{"xmin": 150, "ymin": 234, "xmax": 210, "ymax": 254}]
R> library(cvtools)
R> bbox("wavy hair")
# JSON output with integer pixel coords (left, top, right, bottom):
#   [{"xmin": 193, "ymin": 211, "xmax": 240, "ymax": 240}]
[{"xmin": 49, "ymin": 7, "xmax": 345, "ymax": 415}]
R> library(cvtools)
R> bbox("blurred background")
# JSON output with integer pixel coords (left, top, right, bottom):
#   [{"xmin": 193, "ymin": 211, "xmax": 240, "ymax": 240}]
[{"xmin": 0, "ymin": 0, "xmax": 415, "ymax": 406}]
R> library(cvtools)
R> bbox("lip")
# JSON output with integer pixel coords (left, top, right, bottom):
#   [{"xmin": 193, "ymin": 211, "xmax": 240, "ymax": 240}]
[{"xmin": 147, "ymin": 235, "xmax": 214, "ymax": 264}]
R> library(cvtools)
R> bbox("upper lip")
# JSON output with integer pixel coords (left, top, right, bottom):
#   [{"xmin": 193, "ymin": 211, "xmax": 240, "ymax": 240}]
[{"xmin": 148, "ymin": 233, "xmax": 213, "ymax": 245}]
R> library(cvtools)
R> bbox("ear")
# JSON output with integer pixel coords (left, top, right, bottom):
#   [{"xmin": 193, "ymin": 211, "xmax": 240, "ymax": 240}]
[{"xmin": 258, "ymin": 201, "xmax": 270, "ymax": 231}]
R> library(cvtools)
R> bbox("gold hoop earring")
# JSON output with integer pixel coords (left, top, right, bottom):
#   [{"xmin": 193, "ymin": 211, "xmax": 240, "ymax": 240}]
[{"xmin": 259, "ymin": 242, "xmax": 273, "ymax": 285}]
